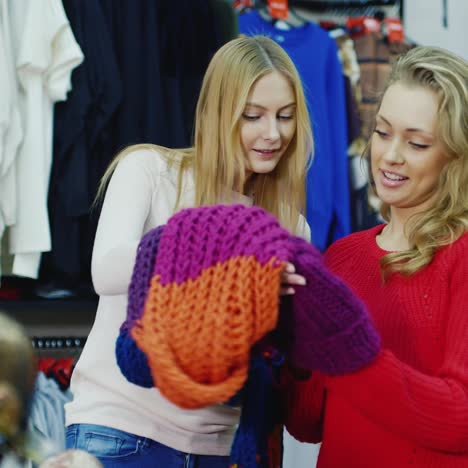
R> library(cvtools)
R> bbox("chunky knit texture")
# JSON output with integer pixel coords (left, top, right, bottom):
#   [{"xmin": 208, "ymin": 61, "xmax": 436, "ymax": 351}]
[
  {"xmin": 115, "ymin": 226, "xmax": 164, "ymax": 388},
  {"xmin": 288, "ymin": 236, "xmax": 381, "ymax": 375},
  {"xmin": 132, "ymin": 205, "xmax": 292, "ymax": 409},
  {"xmin": 122, "ymin": 226, "xmax": 165, "ymax": 331},
  {"xmin": 115, "ymin": 204, "xmax": 382, "ymax": 467}
]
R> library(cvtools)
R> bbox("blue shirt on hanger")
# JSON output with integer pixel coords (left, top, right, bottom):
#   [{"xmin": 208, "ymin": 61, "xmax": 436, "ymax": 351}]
[{"xmin": 240, "ymin": 11, "xmax": 351, "ymax": 250}]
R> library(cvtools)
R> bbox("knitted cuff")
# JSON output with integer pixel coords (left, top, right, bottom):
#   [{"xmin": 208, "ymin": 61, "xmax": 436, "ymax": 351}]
[
  {"xmin": 293, "ymin": 313, "xmax": 381, "ymax": 375},
  {"xmin": 130, "ymin": 205, "xmax": 292, "ymax": 409},
  {"xmin": 289, "ymin": 236, "xmax": 381, "ymax": 375}
]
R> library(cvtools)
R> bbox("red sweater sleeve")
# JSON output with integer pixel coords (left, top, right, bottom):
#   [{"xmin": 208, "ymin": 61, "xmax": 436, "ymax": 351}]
[
  {"xmin": 283, "ymin": 369, "xmax": 326, "ymax": 443},
  {"xmin": 327, "ymin": 252, "xmax": 468, "ymax": 453}
]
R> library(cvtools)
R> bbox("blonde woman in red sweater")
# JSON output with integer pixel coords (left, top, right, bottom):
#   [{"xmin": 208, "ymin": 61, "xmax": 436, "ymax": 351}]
[{"xmin": 285, "ymin": 46, "xmax": 468, "ymax": 467}]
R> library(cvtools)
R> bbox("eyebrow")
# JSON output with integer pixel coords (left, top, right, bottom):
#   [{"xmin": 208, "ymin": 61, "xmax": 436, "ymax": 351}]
[
  {"xmin": 376, "ymin": 114, "xmax": 434, "ymax": 136},
  {"xmin": 245, "ymin": 102, "xmax": 296, "ymax": 111}
]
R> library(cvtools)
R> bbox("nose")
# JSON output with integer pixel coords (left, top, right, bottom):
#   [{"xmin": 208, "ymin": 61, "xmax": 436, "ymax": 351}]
[
  {"xmin": 382, "ymin": 139, "xmax": 405, "ymax": 165},
  {"xmin": 263, "ymin": 117, "xmax": 280, "ymax": 141}
]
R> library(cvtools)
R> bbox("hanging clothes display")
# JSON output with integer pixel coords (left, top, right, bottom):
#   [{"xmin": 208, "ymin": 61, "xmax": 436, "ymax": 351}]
[
  {"xmin": 239, "ymin": 10, "xmax": 351, "ymax": 251},
  {"xmin": 38, "ymin": 0, "xmax": 238, "ymax": 294},
  {"xmin": 39, "ymin": 0, "xmax": 122, "ymax": 294},
  {"xmin": 2, "ymin": 0, "xmax": 83, "ymax": 279},
  {"xmin": 0, "ymin": 0, "xmax": 22, "ymax": 278},
  {"xmin": 353, "ymin": 31, "xmax": 412, "ymax": 139}
]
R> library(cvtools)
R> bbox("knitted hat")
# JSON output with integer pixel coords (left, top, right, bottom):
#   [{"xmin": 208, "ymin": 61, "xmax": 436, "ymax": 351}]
[
  {"xmin": 131, "ymin": 204, "xmax": 292, "ymax": 409},
  {"xmin": 117, "ymin": 205, "xmax": 381, "ymax": 392},
  {"xmin": 115, "ymin": 204, "xmax": 381, "ymax": 468}
]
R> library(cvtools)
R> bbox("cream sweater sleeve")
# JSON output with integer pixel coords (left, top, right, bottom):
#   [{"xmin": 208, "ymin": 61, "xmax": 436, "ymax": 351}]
[
  {"xmin": 298, "ymin": 214, "xmax": 312, "ymax": 242},
  {"xmin": 91, "ymin": 153, "xmax": 159, "ymax": 296}
]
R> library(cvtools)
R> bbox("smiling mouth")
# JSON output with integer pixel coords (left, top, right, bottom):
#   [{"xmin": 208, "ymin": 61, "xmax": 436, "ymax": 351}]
[
  {"xmin": 254, "ymin": 149, "xmax": 280, "ymax": 153},
  {"xmin": 382, "ymin": 170, "xmax": 408, "ymax": 181}
]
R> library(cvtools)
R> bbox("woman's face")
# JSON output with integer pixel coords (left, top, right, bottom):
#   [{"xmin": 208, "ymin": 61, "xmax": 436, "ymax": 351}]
[
  {"xmin": 371, "ymin": 82, "xmax": 449, "ymax": 217},
  {"xmin": 240, "ymin": 71, "xmax": 296, "ymax": 177}
]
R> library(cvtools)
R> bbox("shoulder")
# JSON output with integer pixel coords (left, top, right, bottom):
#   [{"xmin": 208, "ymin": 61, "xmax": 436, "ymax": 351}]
[
  {"xmin": 116, "ymin": 145, "xmax": 169, "ymax": 171},
  {"xmin": 327, "ymin": 225, "xmax": 383, "ymax": 255},
  {"xmin": 429, "ymin": 231, "xmax": 468, "ymax": 296},
  {"xmin": 324, "ymin": 225, "xmax": 384, "ymax": 270},
  {"xmin": 114, "ymin": 145, "xmax": 183, "ymax": 184},
  {"xmin": 438, "ymin": 230, "xmax": 468, "ymax": 271},
  {"xmin": 448, "ymin": 230, "xmax": 468, "ymax": 251}
]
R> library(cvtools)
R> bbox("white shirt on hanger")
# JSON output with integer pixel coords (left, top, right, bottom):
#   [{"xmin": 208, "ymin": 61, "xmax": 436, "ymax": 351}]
[
  {"xmin": 7, "ymin": 0, "xmax": 83, "ymax": 278},
  {"xmin": 0, "ymin": 0, "xmax": 23, "ymax": 277}
]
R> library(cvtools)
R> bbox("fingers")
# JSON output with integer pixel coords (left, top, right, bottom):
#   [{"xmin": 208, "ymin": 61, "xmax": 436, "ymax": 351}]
[
  {"xmin": 283, "ymin": 273, "xmax": 306, "ymax": 286},
  {"xmin": 280, "ymin": 263, "xmax": 306, "ymax": 296},
  {"xmin": 280, "ymin": 287, "xmax": 295, "ymax": 296}
]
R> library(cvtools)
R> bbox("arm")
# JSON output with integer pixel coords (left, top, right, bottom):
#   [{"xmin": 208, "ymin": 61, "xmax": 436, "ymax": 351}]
[
  {"xmin": 283, "ymin": 368, "xmax": 326, "ymax": 444},
  {"xmin": 289, "ymin": 236, "xmax": 381, "ymax": 375},
  {"xmin": 327, "ymin": 248, "xmax": 468, "ymax": 453},
  {"xmin": 282, "ymin": 236, "xmax": 380, "ymax": 443},
  {"xmin": 91, "ymin": 151, "xmax": 159, "ymax": 296}
]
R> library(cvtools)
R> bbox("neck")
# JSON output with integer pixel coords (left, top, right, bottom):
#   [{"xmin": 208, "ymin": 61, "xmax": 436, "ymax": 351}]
[
  {"xmin": 378, "ymin": 208, "xmax": 417, "ymax": 251},
  {"xmin": 243, "ymin": 172, "xmax": 256, "ymax": 196}
]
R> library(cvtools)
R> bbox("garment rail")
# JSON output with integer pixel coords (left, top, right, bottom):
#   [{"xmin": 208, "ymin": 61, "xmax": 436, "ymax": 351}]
[
  {"xmin": 291, "ymin": 0, "xmax": 398, "ymax": 9},
  {"xmin": 32, "ymin": 336, "xmax": 87, "ymax": 350}
]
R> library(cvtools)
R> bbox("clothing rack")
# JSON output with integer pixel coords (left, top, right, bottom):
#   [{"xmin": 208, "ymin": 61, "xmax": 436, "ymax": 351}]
[
  {"xmin": 291, "ymin": 0, "xmax": 398, "ymax": 9},
  {"xmin": 33, "ymin": 335, "xmax": 87, "ymax": 362},
  {"xmin": 291, "ymin": 0, "xmax": 402, "ymax": 18},
  {"xmin": 252, "ymin": 0, "xmax": 403, "ymax": 21},
  {"xmin": 32, "ymin": 336, "xmax": 87, "ymax": 351},
  {"xmin": 0, "ymin": 299, "xmax": 96, "ymax": 356}
]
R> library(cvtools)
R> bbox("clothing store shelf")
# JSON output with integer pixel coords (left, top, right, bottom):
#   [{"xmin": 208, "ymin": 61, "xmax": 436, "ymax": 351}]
[{"xmin": 0, "ymin": 298, "xmax": 98, "ymax": 314}]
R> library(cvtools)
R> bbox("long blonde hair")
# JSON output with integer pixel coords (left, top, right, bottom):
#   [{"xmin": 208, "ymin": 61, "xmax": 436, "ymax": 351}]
[
  {"xmin": 368, "ymin": 46, "xmax": 468, "ymax": 275},
  {"xmin": 96, "ymin": 36, "xmax": 312, "ymax": 234}
]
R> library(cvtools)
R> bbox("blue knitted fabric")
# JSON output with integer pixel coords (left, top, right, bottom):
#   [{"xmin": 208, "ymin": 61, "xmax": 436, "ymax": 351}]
[{"xmin": 229, "ymin": 349, "xmax": 284, "ymax": 468}]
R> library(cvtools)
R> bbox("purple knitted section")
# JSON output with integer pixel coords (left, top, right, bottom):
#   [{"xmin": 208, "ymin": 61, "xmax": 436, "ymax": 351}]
[
  {"xmin": 120, "ymin": 225, "xmax": 164, "ymax": 331},
  {"xmin": 288, "ymin": 236, "xmax": 381, "ymax": 375},
  {"xmin": 153, "ymin": 205, "xmax": 293, "ymax": 285},
  {"xmin": 119, "ymin": 206, "xmax": 380, "ymax": 387}
]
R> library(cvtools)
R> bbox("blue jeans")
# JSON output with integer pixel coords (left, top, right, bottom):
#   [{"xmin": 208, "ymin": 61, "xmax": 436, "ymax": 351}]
[{"xmin": 66, "ymin": 424, "xmax": 230, "ymax": 468}]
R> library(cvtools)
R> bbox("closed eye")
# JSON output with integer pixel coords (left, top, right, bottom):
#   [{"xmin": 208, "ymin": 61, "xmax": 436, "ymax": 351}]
[
  {"xmin": 278, "ymin": 115, "xmax": 294, "ymax": 120},
  {"xmin": 409, "ymin": 142, "xmax": 430, "ymax": 150},
  {"xmin": 374, "ymin": 129, "xmax": 389, "ymax": 138},
  {"xmin": 242, "ymin": 114, "xmax": 260, "ymax": 121}
]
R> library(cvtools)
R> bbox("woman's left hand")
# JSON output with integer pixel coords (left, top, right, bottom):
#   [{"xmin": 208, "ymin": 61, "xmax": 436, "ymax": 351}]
[{"xmin": 280, "ymin": 262, "xmax": 306, "ymax": 295}]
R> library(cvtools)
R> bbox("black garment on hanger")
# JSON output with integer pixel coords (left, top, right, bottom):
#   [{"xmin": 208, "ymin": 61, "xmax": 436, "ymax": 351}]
[
  {"xmin": 41, "ymin": 0, "xmax": 238, "ymax": 290},
  {"xmin": 40, "ymin": 0, "xmax": 121, "ymax": 290},
  {"xmin": 97, "ymin": 0, "xmax": 235, "ymax": 149}
]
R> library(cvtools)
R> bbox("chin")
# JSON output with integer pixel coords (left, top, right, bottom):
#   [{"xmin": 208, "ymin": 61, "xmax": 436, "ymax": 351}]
[{"xmin": 249, "ymin": 161, "xmax": 280, "ymax": 175}]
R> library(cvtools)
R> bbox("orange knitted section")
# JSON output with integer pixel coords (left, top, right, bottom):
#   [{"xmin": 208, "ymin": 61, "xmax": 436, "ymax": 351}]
[{"xmin": 131, "ymin": 255, "xmax": 284, "ymax": 409}]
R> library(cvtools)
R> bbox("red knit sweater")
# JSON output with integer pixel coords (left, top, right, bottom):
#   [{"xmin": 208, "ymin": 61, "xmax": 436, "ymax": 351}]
[{"xmin": 285, "ymin": 225, "xmax": 468, "ymax": 467}]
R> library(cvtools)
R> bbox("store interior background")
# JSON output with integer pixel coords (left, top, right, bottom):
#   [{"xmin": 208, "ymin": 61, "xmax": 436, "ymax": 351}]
[{"xmin": 1, "ymin": 1, "xmax": 467, "ymax": 466}]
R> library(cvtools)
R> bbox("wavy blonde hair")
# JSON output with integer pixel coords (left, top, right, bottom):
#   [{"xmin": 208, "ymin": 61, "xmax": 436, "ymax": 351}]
[
  {"xmin": 367, "ymin": 46, "xmax": 468, "ymax": 275},
  {"xmin": 96, "ymin": 36, "xmax": 312, "ymax": 234}
]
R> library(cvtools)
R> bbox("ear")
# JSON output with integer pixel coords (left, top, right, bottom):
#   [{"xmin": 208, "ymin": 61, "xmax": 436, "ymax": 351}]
[{"xmin": 0, "ymin": 382, "xmax": 21, "ymax": 440}]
